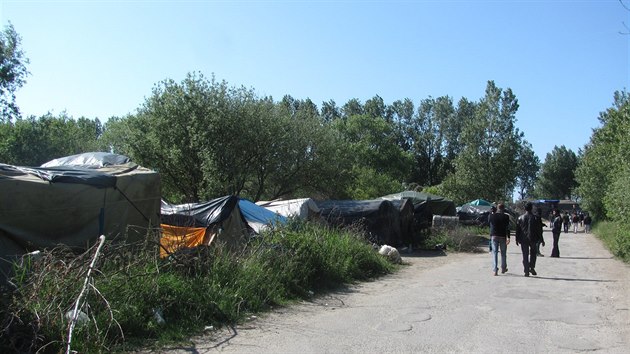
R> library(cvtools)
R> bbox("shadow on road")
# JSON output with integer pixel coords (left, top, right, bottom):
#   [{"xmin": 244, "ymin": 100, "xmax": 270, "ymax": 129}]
[
  {"xmin": 402, "ymin": 249, "xmax": 448, "ymax": 258},
  {"xmin": 554, "ymin": 256, "xmax": 614, "ymax": 260},
  {"xmin": 531, "ymin": 276, "xmax": 617, "ymax": 282}
]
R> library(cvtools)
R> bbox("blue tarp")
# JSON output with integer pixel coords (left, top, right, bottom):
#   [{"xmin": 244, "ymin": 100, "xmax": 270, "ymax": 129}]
[{"xmin": 238, "ymin": 198, "xmax": 287, "ymax": 230}]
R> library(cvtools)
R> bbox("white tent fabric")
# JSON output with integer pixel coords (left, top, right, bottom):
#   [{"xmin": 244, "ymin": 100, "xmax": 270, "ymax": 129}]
[{"xmin": 256, "ymin": 198, "xmax": 321, "ymax": 220}]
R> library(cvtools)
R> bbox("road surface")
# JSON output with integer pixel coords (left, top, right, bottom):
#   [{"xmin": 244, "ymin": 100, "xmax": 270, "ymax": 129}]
[{"xmin": 150, "ymin": 226, "xmax": 630, "ymax": 353}]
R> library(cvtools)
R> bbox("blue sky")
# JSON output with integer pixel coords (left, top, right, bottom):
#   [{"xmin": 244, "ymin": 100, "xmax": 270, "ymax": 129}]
[{"xmin": 1, "ymin": 0, "xmax": 628, "ymax": 161}]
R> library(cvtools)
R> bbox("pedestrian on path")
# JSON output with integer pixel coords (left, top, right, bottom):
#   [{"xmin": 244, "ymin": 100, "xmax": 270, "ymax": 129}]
[
  {"xmin": 535, "ymin": 207, "xmax": 546, "ymax": 257},
  {"xmin": 572, "ymin": 213, "xmax": 580, "ymax": 233},
  {"xmin": 584, "ymin": 213, "xmax": 592, "ymax": 233},
  {"xmin": 550, "ymin": 208, "xmax": 562, "ymax": 257},
  {"xmin": 488, "ymin": 203, "xmax": 511, "ymax": 276},
  {"xmin": 488, "ymin": 205, "xmax": 496, "ymax": 252},
  {"xmin": 516, "ymin": 202, "xmax": 544, "ymax": 277}
]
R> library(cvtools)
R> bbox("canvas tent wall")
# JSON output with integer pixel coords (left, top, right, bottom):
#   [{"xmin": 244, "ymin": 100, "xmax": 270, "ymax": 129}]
[
  {"xmin": 315, "ymin": 199, "xmax": 402, "ymax": 246},
  {"xmin": 159, "ymin": 195, "xmax": 252, "ymax": 256},
  {"xmin": 256, "ymin": 198, "xmax": 321, "ymax": 221},
  {"xmin": 387, "ymin": 199, "xmax": 415, "ymax": 247},
  {"xmin": 0, "ymin": 154, "xmax": 161, "ymax": 282}
]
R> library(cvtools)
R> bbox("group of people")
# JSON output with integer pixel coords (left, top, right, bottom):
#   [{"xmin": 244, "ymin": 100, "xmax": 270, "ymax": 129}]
[
  {"xmin": 555, "ymin": 208, "xmax": 592, "ymax": 234},
  {"xmin": 488, "ymin": 202, "xmax": 590, "ymax": 277}
]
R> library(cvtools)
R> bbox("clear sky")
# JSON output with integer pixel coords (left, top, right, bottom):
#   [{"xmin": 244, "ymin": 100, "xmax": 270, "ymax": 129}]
[{"xmin": 1, "ymin": 0, "xmax": 628, "ymax": 161}]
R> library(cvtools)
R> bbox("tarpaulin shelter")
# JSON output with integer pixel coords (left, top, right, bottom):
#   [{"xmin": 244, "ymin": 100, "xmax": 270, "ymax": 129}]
[
  {"xmin": 381, "ymin": 191, "xmax": 457, "ymax": 216},
  {"xmin": 315, "ymin": 199, "xmax": 401, "ymax": 246},
  {"xmin": 256, "ymin": 198, "xmax": 321, "ymax": 221},
  {"xmin": 238, "ymin": 198, "xmax": 287, "ymax": 233},
  {"xmin": 457, "ymin": 204, "xmax": 494, "ymax": 226},
  {"xmin": 0, "ymin": 153, "xmax": 161, "ymax": 282},
  {"xmin": 466, "ymin": 199, "xmax": 493, "ymax": 207},
  {"xmin": 388, "ymin": 198, "xmax": 415, "ymax": 247},
  {"xmin": 159, "ymin": 195, "xmax": 252, "ymax": 257}
]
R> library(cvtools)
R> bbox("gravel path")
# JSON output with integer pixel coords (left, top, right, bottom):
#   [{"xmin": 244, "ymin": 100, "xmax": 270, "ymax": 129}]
[{"xmin": 146, "ymin": 226, "xmax": 630, "ymax": 353}]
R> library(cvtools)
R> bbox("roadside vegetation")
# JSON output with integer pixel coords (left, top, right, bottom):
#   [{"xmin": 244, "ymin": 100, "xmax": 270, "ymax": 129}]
[
  {"xmin": 0, "ymin": 221, "xmax": 395, "ymax": 353},
  {"xmin": 592, "ymin": 221, "xmax": 630, "ymax": 263}
]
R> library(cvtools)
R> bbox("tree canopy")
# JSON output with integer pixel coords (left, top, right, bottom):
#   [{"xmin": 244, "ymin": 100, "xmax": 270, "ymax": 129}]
[
  {"xmin": 0, "ymin": 23, "xmax": 29, "ymax": 121},
  {"xmin": 576, "ymin": 91, "xmax": 630, "ymax": 221}
]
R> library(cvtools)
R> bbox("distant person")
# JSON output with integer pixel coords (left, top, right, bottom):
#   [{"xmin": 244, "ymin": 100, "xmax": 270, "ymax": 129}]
[
  {"xmin": 488, "ymin": 205, "xmax": 497, "ymax": 252},
  {"xmin": 572, "ymin": 213, "xmax": 580, "ymax": 233},
  {"xmin": 562, "ymin": 212, "xmax": 570, "ymax": 233},
  {"xmin": 550, "ymin": 209, "xmax": 563, "ymax": 257},
  {"xmin": 535, "ymin": 207, "xmax": 547, "ymax": 257},
  {"xmin": 516, "ymin": 202, "xmax": 543, "ymax": 277},
  {"xmin": 488, "ymin": 203, "xmax": 511, "ymax": 276},
  {"xmin": 584, "ymin": 213, "xmax": 592, "ymax": 233}
]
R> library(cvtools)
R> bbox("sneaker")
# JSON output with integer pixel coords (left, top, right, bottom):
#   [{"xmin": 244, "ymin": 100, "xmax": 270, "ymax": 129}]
[
  {"xmin": 530, "ymin": 269, "xmax": 537, "ymax": 276},
  {"xmin": 501, "ymin": 268, "xmax": 508, "ymax": 274},
  {"xmin": 524, "ymin": 272, "xmax": 530, "ymax": 277},
  {"xmin": 493, "ymin": 271, "xmax": 498, "ymax": 276}
]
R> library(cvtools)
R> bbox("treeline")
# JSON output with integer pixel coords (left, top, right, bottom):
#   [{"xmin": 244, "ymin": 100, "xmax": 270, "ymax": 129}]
[{"xmin": 1, "ymin": 73, "xmax": 538, "ymax": 205}]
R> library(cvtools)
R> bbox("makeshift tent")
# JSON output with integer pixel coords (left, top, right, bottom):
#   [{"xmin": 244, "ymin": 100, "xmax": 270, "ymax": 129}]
[
  {"xmin": 466, "ymin": 199, "xmax": 493, "ymax": 206},
  {"xmin": 256, "ymin": 198, "xmax": 321, "ymax": 220},
  {"xmin": 316, "ymin": 199, "xmax": 402, "ymax": 246},
  {"xmin": 381, "ymin": 191, "xmax": 457, "ymax": 216},
  {"xmin": 457, "ymin": 204, "xmax": 494, "ymax": 226},
  {"xmin": 387, "ymin": 198, "xmax": 415, "ymax": 247},
  {"xmin": 160, "ymin": 195, "xmax": 252, "ymax": 256},
  {"xmin": 0, "ymin": 153, "xmax": 161, "ymax": 282},
  {"xmin": 238, "ymin": 198, "xmax": 287, "ymax": 233}
]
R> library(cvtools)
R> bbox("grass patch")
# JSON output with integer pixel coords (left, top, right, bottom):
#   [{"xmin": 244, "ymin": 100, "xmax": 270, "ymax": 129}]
[
  {"xmin": 0, "ymin": 221, "xmax": 394, "ymax": 353},
  {"xmin": 593, "ymin": 221, "xmax": 630, "ymax": 263},
  {"xmin": 422, "ymin": 225, "xmax": 489, "ymax": 253}
]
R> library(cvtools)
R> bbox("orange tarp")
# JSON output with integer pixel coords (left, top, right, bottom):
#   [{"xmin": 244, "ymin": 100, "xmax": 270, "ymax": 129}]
[{"xmin": 159, "ymin": 224, "xmax": 214, "ymax": 258}]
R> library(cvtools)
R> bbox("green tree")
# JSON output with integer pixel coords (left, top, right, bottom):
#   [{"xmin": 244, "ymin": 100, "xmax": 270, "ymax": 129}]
[
  {"xmin": 0, "ymin": 23, "xmax": 29, "ymax": 121},
  {"xmin": 341, "ymin": 98, "xmax": 364, "ymax": 118},
  {"xmin": 441, "ymin": 81, "xmax": 522, "ymax": 204},
  {"xmin": 534, "ymin": 145, "xmax": 579, "ymax": 200},
  {"xmin": 576, "ymin": 91, "xmax": 630, "ymax": 221},
  {"xmin": 0, "ymin": 113, "xmax": 102, "ymax": 165},
  {"xmin": 102, "ymin": 73, "xmax": 351, "ymax": 203},
  {"xmin": 332, "ymin": 112, "xmax": 412, "ymax": 198},
  {"xmin": 320, "ymin": 99, "xmax": 341, "ymax": 123},
  {"xmin": 515, "ymin": 141, "xmax": 540, "ymax": 200}
]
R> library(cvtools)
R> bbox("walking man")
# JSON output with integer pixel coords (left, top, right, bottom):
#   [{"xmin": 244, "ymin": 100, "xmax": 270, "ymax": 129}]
[
  {"xmin": 516, "ymin": 202, "xmax": 544, "ymax": 277},
  {"xmin": 488, "ymin": 203, "xmax": 511, "ymax": 276},
  {"xmin": 550, "ymin": 208, "xmax": 562, "ymax": 257}
]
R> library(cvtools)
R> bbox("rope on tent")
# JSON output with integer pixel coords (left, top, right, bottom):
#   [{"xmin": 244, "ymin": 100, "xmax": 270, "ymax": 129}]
[{"xmin": 114, "ymin": 185, "xmax": 153, "ymax": 223}]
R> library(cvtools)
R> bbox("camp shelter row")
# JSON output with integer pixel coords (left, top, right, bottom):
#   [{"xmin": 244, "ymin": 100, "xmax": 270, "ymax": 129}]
[{"xmin": 0, "ymin": 153, "xmax": 458, "ymax": 282}]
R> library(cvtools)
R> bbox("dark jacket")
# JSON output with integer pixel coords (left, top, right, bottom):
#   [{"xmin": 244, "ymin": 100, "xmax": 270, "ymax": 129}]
[
  {"xmin": 552, "ymin": 215, "xmax": 563, "ymax": 233},
  {"xmin": 488, "ymin": 212, "xmax": 510, "ymax": 237},
  {"xmin": 516, "ymin": 211, "xmax": 542, "ymax": 244}
]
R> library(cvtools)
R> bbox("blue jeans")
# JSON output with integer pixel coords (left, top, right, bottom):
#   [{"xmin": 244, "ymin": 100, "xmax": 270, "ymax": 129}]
[{"xmin": 491, "ymin": 237, "xmax": 508, "ymax": 272}]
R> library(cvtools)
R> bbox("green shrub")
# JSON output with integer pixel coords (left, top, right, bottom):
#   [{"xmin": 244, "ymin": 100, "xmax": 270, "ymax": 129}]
[
  {"xmin": 1, "ymin": 222, "xmax": 394, "ymax": 353},
  {"xmin": 594, "ymin": 221, "xmax": 630, "ymax": 263}
]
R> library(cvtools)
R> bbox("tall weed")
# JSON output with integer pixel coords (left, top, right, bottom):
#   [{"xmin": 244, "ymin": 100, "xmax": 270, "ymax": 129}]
[{"xmin": 1, "ymin": 221, "xmax": 393, "ymax": 353}]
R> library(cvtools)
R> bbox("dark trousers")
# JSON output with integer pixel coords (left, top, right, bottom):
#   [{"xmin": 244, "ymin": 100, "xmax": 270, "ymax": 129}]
[
  {"xmin": 520, "ymin": 241, "xmax": 538, "ymax": 274},
  {"xmin": 551, "ymin": 231, "xmax": 560, "ymax": 257}
]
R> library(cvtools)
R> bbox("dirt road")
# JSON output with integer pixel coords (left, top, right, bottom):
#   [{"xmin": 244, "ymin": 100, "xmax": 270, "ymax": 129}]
[{"xmin": 153, "ymin": 227, "xmax": 630, "ymax": 353}]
